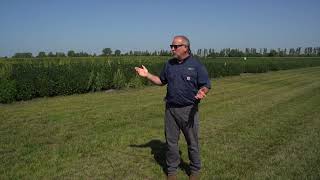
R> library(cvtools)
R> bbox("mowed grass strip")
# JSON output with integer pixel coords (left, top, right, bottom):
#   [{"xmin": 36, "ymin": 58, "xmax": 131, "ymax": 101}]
[{"xmin": 1, "ymin": 67, "xmax": 320, "ymax": 179}]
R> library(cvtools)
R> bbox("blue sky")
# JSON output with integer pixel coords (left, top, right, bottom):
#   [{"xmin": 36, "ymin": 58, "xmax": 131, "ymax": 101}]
[{"xmin": 1, "ymin": 0, "xmax": 320, "ymax": 57}]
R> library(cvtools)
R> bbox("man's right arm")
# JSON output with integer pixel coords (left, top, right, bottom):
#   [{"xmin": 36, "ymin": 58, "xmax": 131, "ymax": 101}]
[
  {"xmin": 134, "ymin": 65, "xmax": 163, "ymax": 86},
  {"xmin": 146, "ymin": 73, "xmax": 163, "ymax": 85}
]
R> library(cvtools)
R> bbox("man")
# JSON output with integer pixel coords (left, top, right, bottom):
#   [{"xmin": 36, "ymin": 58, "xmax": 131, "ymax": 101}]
[{"xmin": 135, "ymin": 35, "xmax": 211, "ymax": 180}]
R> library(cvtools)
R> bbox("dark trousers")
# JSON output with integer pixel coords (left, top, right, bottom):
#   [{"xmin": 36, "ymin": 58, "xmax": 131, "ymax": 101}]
[{"xmin": 165, "ymin": 104, "xmax": 201, "ymax": 175}]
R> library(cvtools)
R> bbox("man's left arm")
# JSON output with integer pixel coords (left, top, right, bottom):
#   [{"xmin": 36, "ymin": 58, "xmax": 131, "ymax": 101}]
[{"xmin": 195, "ymin": 64, "xmax": 211, "ymax": 100}]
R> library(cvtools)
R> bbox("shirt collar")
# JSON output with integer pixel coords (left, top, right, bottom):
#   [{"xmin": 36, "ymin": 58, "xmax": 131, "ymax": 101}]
[{"xmin": 176, "ymin": 55, "xmax": 191, "ymax": 64}]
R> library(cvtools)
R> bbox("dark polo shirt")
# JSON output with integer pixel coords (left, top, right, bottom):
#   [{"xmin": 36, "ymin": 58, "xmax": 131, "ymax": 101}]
[{"xmin": 160, "ymin": 56, "xmax": 211, "ymax": 107}]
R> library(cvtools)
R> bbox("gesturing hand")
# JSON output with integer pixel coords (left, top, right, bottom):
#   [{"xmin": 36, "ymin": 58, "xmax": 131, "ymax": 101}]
[
  {"xmin": 134, "ymin": 65, "xmax": 149, "ymax": 77},
  {"xmin": 195, "ymin": 87, "xmax": 208, "ymax": 100}
]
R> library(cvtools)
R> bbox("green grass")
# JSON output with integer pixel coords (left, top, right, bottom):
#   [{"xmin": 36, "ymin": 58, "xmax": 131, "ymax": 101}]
[{"xmin": 1, "ymin": 67, "xmax": 320, "ymax": 179}]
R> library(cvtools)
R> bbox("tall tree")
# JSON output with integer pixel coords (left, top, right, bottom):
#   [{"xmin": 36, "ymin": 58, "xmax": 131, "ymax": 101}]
[
  {"xmin": 219, "ymin": 49, "xmax": 226, "ymax": 57},
  {"xmin": 263, "ymin": 48, "xmax": 268, "ymax": 56},
  {"xmin": 268, "ymin": 49, "xmax": 278, "ymax": 57},
  {"xmin": 284, "ymin": 48, "xmax": 287, "ymax": 56},
  {"xmin": 295, "ymin": 47, "xmax": 301, "ymax": 56},
  {"xmin": 203, "ymin": 49, "xmax": 208, "ymax": 58},
  {"xmin": 304, "ymin": 47, "xmax": 313, "ymax": 56},
  {"xmin": 114, "ymin": 49, "xmax": 121, "ymax": 56},
  {"xmin": 289, "ymin": 48, "xmax": 295, "ymax": 56},
  {"xmin": 67, "ymin": 50, "xmax": 76, "ymax": 57},
  {"xmin": 208, "ymin": 48, "xmax": 216, "ymax": 57},
  {"xmin": 37, "ymin": 51, "xmax": 46, "ymax": 57},
  {"xmin": 48, "ymin": 52, "xmax": 55, "ymax": 57},
  {"xmin": 102, "ymin": 48, "xmax": 112, "ymax": 56},
  {"xmin": 250, "ymin": 48, "xmax": 257, "ymax": 55},
  {"xmin": 245, "ymin": 48, "xmax": 250, "ymax": 56}
]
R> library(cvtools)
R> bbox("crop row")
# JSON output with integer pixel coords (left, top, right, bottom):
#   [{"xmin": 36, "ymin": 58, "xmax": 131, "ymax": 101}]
[{"xmin": 1, "ymin": 57, "xmax": 320, "ymax": 103}]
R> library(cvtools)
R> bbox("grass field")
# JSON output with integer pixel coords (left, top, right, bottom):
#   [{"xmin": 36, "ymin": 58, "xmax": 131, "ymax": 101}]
[{"xmin": 1, "ymin": 67, "xmax": 320, "ymax": 179}]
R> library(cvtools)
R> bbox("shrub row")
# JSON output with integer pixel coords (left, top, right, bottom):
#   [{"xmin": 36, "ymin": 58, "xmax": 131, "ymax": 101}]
[{"xmin": 1, "ymin": 57, "xmax": 320, "ymax": 103}]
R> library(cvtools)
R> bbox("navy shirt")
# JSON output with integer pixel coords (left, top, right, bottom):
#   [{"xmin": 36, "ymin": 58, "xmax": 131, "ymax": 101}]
[{"xmin": 160, "ymin": 56, "xmax": 211, "ymax": 107}]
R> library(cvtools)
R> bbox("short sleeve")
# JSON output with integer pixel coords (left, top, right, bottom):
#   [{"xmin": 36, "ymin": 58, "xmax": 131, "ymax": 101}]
[
  {"xmin": 159, "ymin": 63, "xmax": 168, "ymax": 85},
  {"xmin": 197, "ymin": 64, "xmax": 211, "ymax": 89}
]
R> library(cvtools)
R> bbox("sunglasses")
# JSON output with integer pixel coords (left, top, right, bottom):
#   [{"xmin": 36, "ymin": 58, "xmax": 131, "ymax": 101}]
[{"xmin": 170, "ymin": 44, "xmax": 185, "ymax": 49}]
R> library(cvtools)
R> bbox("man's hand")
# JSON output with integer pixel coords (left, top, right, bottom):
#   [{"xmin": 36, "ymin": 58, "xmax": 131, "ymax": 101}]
[
  {"xmin": 195, "ymin": 87, "xmax": 209, "ymax": 100},
  {"xmin": 134, "ymin": 65, "xmax": 148, "ymax": 77}
]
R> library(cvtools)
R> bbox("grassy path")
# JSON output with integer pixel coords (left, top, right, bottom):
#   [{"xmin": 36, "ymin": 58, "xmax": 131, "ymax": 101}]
[{"xmin": 1, "ymin": 67, "xmax": 320, "ymax": 179}]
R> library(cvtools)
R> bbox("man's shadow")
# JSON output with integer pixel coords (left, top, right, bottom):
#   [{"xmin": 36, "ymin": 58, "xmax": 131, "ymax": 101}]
[{"xmin": 130, "ymin": 139, "xmax": 191, "ymax": 175}]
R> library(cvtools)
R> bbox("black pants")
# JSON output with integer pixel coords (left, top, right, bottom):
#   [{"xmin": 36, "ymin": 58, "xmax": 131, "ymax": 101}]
[{"xmin": 165, "ymin": 104, "xmax": 201, "ymax": 175}]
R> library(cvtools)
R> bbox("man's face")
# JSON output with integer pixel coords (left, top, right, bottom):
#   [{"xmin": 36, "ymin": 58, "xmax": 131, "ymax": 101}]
[{"xmin": 170, "ymin": 38, "xmax": 189, "ymax": 60}]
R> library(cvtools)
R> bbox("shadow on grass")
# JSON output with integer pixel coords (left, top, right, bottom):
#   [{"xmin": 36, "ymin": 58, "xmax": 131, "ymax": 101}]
[{"xmin": 130, "ymin": 139, "xmax": 190, "ymax": 175}]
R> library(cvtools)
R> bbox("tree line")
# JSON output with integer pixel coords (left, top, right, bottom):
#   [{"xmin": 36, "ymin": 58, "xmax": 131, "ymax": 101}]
[
  {"xmin": 197, "ymin": 47, "xmax": 320, "ymax": 58},
  {"xmin": 4, "ymin": 47, "xmax": 320, "ymax": 58}
]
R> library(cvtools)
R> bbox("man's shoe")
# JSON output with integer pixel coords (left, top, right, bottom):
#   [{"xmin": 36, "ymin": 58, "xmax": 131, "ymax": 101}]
[{"xmin": 167, "ymin": 174, "xmax": 177, "ymax": 180}]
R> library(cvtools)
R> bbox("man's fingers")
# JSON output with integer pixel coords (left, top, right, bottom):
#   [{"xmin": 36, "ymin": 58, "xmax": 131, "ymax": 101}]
[
  {"xmin": 142, "ymin": 65, "xmax": 148, "ymax": 72},
  {"xmin": 199, "ymin": 93, "xmax": 206, "ymax": 98},
  {"xmin": 134, "ymin": 65, "xmax": 148, "ymax": 77},
  {"xmin": 134, "ymin": 67, "xmax": 141, "ymax": 74},
  {"xmin": 195, "ymin": 90, "xmax": 206, "ymax": 99}
]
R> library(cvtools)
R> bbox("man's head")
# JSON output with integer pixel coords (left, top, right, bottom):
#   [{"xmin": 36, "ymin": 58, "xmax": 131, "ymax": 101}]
[{"xmin": 170, "ymin": 35, "xmax": 191, "ymax": 60}]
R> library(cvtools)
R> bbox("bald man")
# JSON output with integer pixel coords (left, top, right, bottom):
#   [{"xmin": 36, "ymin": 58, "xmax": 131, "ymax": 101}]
[{"xmin": 135, "ymin": 35, "xmax": 211, "ymax": 180}]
